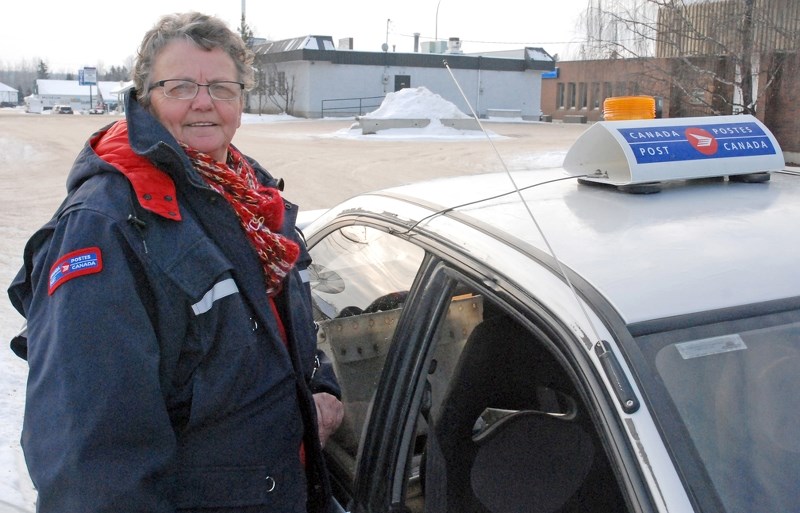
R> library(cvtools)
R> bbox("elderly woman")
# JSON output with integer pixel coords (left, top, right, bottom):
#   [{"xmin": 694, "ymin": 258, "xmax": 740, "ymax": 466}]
[{"xmin": 8, "ymin": 12, "xmax": 343, "ymax": 513}]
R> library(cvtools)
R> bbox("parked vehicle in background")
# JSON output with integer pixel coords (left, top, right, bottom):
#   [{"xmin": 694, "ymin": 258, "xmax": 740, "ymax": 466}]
[
  {"xmin": 51, "ymin": 105, "xmax": 73, "ymax": 114},
  {"xmin": 89, "ymin": 102, "xmax": 106, "ymax": 114},
  {"xmin": 301, "ymin": 115, "xmax": 800, "ymax": 513}
]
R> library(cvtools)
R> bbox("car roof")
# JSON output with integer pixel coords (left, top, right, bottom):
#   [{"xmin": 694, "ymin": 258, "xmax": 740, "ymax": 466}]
[{"xmin": 342, "ymin": 168, "xmax": 800, "ymax": 325}]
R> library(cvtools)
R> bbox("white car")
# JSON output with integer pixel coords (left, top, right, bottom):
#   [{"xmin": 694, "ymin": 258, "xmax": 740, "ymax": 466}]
[
  {"xmin": 303, "ymin": 116, "xmax": 800, "ymax": 513},
  {"xmin": 51, "ymin": 105, "xmax": 73, "ymax": 114}
]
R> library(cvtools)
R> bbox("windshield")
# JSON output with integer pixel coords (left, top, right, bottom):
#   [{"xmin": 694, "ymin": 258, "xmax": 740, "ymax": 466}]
[{"xmin": 633, "ymin": 305, "xmax": 800, "ymax": 513}]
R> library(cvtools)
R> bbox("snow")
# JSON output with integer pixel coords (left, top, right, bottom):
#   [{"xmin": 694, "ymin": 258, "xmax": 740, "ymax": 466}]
[
  {"xmin": 0, "ymin": 86, "xmax": 546, "ymax": 512},
  {"xmin": 241, "ymin": 87, "xmax": 506, "ymax": 140},
  {"xmin": 362, "ymin": 87, "xmax": 470, "ymax": 120},
  {"xmin": 329, "ymin": 86, "xmax": 508, "ymax": 141}
]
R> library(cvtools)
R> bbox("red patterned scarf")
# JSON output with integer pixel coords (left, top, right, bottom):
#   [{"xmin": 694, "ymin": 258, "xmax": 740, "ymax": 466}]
[{"xmin": 182, "ymin": 143, "xmax": 299, "ymax": 296}]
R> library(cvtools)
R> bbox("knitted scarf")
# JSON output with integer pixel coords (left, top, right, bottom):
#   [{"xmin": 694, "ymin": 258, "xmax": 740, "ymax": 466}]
[{"xmin": 182, "ymin": 143, "xmax": 299, "ymax": 296}]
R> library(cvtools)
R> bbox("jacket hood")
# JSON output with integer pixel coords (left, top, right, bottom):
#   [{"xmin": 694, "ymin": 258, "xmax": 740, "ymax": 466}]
[{"xmin": 92, "ymin": 120, "xmax": 183, "ymax": 221}]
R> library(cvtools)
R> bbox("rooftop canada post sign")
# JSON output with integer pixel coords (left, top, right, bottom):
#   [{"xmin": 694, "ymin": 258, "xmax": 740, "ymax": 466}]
[
  {"xmin": 563, "ymin": 115, "xmax": 785, "ymax": 186},
  {"xmin": 619, "ymin": 120, "xmax": 776, "ymax": 164}
]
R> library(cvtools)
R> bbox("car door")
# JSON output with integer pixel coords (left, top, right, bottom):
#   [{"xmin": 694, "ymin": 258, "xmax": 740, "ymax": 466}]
[
  {"xmin": 308, "ymin": 218, "xmax": 640, "ymax": 513},
  {"xmin": 307, "ymin": 221, "xmax": 427, "ymax": 510}
]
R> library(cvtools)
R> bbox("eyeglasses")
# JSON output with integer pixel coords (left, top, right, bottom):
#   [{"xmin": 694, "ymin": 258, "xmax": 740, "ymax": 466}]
[{"xmin": 149, "ymin": 79, "xmax": 245, "ymax": 101}]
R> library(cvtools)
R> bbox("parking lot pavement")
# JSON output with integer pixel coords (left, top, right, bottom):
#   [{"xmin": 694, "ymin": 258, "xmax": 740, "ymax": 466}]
[{"xmin": 0, "ymin": 109, "xmax": 588, "ymax": 211}]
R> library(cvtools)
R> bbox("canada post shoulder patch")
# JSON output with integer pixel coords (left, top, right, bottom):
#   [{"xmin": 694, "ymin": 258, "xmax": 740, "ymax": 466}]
[{"xmin": 48, "ymin": 246, "xmax": 103, "ymax": 295}]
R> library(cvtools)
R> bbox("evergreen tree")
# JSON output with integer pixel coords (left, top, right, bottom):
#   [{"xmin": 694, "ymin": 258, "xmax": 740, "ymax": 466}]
[
  {"xmin": 106, "ymin": 65, "xmax": 131, "ymax": 81},
  {"xmin": 37, "ymin": 60, "xmax": 50, "ymax": 79},
  {"xmin": 239, "ymin": 15, "xmax": 254, "ymax": 46}
]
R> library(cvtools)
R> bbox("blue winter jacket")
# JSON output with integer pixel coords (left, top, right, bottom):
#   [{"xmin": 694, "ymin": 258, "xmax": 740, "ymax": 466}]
[{"xmin": 8, "ymin": 91, "xmax": 341, "ymax": 513}]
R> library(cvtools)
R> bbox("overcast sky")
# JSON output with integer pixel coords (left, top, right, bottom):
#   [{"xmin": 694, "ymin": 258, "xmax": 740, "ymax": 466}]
[{"xmin": 1, "ymin": 0, "xmax": 590, "ymax": 73}]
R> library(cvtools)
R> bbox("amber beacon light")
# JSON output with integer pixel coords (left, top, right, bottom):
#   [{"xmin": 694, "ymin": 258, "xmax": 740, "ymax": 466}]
[{"xmin": 603, "ymin": 95, "xmax": 656, "ymax": 121}]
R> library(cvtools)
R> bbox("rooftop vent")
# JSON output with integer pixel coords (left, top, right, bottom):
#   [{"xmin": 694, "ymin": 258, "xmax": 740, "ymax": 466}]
[{"xmin": 447, "ymin": 37, "xmax": 463, "ymax": 54}]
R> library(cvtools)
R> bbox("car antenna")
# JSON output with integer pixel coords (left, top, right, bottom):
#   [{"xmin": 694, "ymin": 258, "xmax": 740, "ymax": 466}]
[
  {"xmin": 442, "ymin": 59, "xmax": 640, "ymax": 413},
  {"xmin": 440, "ymin": 60, "xmax": 601, "ymax": 339}
]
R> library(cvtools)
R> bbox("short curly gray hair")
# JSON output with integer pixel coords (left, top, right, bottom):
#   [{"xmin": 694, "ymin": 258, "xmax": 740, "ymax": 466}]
[{"xmin": 133, "ymin": 12, "xmax": 255, "ymax": 107}]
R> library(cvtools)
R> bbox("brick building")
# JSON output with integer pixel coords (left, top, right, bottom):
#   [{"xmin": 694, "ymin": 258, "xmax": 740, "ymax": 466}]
[
  {"xmin": 540, "ymin": 58, "xmax": 672, "ymax": 123},
  {"xmin": 761, "ymin": 52, "xmax": 800, "ymax": 156},
  {"xmin": 541, "ymin": 0, "xmax": 800, "ymax": 160},
  {"xmin": 541, "ymin": 52, "xmax": 799, "ymax": 158}
]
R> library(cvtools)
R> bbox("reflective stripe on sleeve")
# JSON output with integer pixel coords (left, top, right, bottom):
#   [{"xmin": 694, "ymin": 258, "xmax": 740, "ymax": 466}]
[{"xmin": 191, "ymin": 278, "xmax": 239, "ymax": 315}]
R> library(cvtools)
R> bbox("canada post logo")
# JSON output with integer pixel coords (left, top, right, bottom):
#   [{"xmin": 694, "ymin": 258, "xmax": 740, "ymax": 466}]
[
  {"xmin": 685, "ymin": 127, "xmax": 718, "ymax": 155},
  {"xmin": 48, "ymin": 246, "xmax": 104, "ymax": 295},
  {"xmin": 618, "ymin": 122, "xmax": 776, "ymax": 164}
]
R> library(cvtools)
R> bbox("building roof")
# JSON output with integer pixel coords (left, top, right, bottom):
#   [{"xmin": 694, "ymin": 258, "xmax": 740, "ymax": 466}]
[
  {"xmin": 252, "ymin": 38, "xmax": 555, "ymax": 72},
  {"xmin": 254, "ymin": 35, "xmax": 336, "ymax": 54},
  {"xmin": 0, "ymin": 82, "xmax": 17, "ymax": 93}
]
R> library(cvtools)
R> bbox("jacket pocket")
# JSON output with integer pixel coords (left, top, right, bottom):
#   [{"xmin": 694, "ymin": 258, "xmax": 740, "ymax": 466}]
[{"xmin": 174, "ymin": 462, "xmax": 307, "ymax": 511}]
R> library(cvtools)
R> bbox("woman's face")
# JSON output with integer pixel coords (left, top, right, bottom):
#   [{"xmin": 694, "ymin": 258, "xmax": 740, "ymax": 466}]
[{"xmin": 148, "ymin": 39, "xmax": 243, "ymax": 163}]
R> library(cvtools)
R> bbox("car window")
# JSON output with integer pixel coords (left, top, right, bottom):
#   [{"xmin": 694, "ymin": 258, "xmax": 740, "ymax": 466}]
[
  {"xmin": 393, "ymin": 277, "xmax": 629, "ymax": 513},
  {"xmin": 309, "ymin": 225, "xmax": 425, "ymax": 485}
]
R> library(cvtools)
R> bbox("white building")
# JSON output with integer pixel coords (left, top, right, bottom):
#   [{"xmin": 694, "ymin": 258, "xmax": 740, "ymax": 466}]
[
  {"xmin": 0, "ymin": 82, "xmax": 18, "ymax": 106},
  {"xmin": 30, "ymin": 79, "xmax": 133, "ymax": 112},
  {"xmin": 250, "ymin": 36, "xmax": 555, "ymax": 120}
]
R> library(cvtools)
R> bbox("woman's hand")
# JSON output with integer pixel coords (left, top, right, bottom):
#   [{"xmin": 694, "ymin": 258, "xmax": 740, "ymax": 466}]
[{"xmin": 313, "ymin": 392, "xmax": 344, "ymax": 447}]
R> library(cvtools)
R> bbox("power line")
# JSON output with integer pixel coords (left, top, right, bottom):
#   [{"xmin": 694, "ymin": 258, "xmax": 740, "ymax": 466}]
[{"xmin": 392, "ymin": 30, "xmax": 585, "ymax": 47}]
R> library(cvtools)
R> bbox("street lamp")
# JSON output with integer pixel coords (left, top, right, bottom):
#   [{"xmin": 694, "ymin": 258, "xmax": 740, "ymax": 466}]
[
  {"xmin": 383, "ymin": 18, "xmax": 391, "ymax": 52},
  {"xmin": 435, "ymin": 0, "xmax": 442, "ymax": 42}
]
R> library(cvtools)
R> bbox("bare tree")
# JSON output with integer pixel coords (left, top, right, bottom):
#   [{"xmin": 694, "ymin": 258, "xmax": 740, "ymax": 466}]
[
  {"xmin": 264, "ymin": 63, "xmax": 295, "ymax": 115},
  {"xmin": 0, "ymin": 58, "xmax": 39, "ymax": 99},
  {"xmin": 578, "ymin": 0, "xmax": 659, "ymax": 59},
  {"xmin": 577, "ymin": 0, "xmax": 800, "ymax": 115},
  {"xmin": 251, "ymin": 63, "xmax": 267, "ymax": 114}
]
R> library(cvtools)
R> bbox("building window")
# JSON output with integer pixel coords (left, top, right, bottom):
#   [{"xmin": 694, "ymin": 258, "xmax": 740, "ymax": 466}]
[
  {"xmin": 628, "ymin": 81, "xmax": 640, "ymax": 96},
  {"xmin": 689, "ymin": 88, "xmax": 706, "ymax": 105},
  {"xmin": 567, "ymin": 82, "xmax": 576, "ymax": 109},
  {"xmin": 578, "ymin": 83, "xmax": 588, "ymax": 110},
  {"xmin": 556, "ymin": 83, "xmax": 566, "ymax": 109},
  {"xmin": 590, "ymin": 82, "xmax": 601, "ymax": 110},
  {"xmin": 277, "ymin": 71, "xmax": 287, "ymax": 95},
  {"xmin": 615, "ymin": 81, "xmax": 627, "ymax": 96},
  {"xmin": 603, "ymin": 82, "xmax": 612, "ymax": 101},
  {"xmin": 270, "ymin": 71, "xmax": 287, "ymax": 96}
]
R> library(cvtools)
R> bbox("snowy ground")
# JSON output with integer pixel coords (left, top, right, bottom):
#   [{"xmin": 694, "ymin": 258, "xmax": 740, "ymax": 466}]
[{"xmin": 0, "ymin": 88, "xmax": 585, "ymax": 512}]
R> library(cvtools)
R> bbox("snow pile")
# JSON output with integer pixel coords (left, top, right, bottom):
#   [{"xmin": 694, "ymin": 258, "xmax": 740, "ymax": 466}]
[
  {"xmin": 362, "ymin": 87, "xmax": 469, "ymax": 120},
  {"xmin": 329, "ymin": 86, "xmax": 495, "ymax": 140}
]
